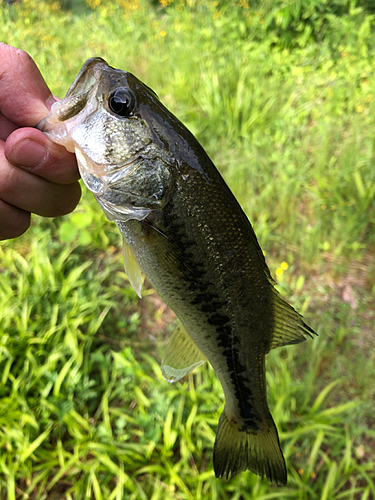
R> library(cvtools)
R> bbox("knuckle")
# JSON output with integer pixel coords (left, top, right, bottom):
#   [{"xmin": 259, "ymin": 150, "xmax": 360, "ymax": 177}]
[
  {"xmin": 0, "ymin": 201, "xmax": 30, "ymax": 240},
  {"xmin": 0, "ymin": 162, "xmax": 18, "ymax": 200},
  {"xmin": 50, "ymin": 183, "xmax": 81, "ymax": 217}
]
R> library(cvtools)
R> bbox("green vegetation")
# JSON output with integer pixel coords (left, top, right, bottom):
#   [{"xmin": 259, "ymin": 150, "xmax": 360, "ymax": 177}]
[{"xmin": 0, "ymin": 0, "xmax": 374, "ymax": 498}]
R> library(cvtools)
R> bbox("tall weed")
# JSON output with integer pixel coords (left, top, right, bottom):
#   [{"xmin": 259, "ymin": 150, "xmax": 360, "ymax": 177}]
[{"xmin": 0, "ymin": 0, "xmax": 374, "ymax": 498}]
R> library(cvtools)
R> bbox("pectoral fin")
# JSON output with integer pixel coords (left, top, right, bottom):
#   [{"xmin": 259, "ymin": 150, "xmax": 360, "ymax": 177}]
[
  {"xmin": 122, "ymin": 236, "xmax": 143, "ymax": 298},
  {"xmin": 162, "ymin": 322, "xmax": 206, "ymax": 382}
]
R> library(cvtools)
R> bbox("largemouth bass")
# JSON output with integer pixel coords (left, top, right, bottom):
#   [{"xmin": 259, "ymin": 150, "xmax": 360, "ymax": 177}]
[{"xmin": 38, "ymin": 58, "xmax": 317, "ymax": 484}]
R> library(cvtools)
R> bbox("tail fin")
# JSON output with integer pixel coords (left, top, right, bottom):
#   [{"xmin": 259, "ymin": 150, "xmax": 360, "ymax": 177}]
[{"xmin": 213, "ymin": 410, "xmax": 287, "ymax": 484}]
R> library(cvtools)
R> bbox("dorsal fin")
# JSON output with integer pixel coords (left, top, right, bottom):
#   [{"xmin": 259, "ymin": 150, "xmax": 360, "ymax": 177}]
[
  {"xmin": 269, "ymin": 290, "xmax": 317, "ymax": 351},
  {"xmin": 122, "ymin": 236, "xmax": 143, "ymax": 298},
  {"xmin": 162, "ymin": 322, "xmax": 206, "ymax": 382}
]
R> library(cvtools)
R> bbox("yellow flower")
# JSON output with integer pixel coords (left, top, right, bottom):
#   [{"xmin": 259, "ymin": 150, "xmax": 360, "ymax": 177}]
[
  {"xmin": 276, "ymin": 268, "xmax": 284, "ymax": 278},
  {"xmin": 280, "ymin": 261, "xmax": 288, "ymax": 271},
  {"xmin": 160, "ymin": 30, "xmax": 167, "ymax": 37}
]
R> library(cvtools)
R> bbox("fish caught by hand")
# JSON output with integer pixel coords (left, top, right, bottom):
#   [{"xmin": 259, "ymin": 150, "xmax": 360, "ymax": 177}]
[{"xmin": 38, "ymin": 58, "xmax": 317, "ymax": 484}]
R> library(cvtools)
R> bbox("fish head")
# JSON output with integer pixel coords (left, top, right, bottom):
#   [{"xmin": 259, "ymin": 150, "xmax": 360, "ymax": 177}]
[{"xmin": 38, "ymin": 58, "xmax": 176, "ymax": 222}]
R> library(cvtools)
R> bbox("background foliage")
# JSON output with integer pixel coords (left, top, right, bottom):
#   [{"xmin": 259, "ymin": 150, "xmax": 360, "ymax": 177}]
[{"xmin": 0, "ymin": 0, "xmax": 375, "ymax": 498}]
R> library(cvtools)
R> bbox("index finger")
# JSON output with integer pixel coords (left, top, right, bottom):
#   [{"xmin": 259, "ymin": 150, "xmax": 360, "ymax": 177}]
[{"xmin": 0, "ymin": 44, "xmax": 53, "ymax": 126}]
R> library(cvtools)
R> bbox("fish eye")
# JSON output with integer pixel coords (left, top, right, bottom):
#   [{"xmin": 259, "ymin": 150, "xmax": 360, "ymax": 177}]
[{"xmin": 108, "ymin": 88, "xmax": 135, "ymax": 117}]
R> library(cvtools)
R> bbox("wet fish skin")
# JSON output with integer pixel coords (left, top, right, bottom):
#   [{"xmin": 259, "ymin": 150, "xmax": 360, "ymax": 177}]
[{"xmin": 38, "ymin": 58, "xmax": 317, "ymax": 484}]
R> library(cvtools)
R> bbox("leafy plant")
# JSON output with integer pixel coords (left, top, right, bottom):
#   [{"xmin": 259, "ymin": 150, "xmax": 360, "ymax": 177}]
[{"xmin": 0, "ymin": 0, "xmax": 374, "ymax": 498}]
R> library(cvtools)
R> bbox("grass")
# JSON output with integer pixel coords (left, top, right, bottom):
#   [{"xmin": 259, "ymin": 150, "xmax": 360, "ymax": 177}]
[{"xmin": 0, "ymin": 0, "xmax": 375, "ymax": 498}]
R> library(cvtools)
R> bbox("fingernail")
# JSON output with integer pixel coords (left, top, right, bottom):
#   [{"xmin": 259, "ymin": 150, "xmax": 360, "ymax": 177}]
[
  {"xmin": 11, "ymin": 140, "xmax": 47, "ymax": 168},
  {"xmin": 46, "ymin": 94, "xmax": 58, "ymax": 110}
]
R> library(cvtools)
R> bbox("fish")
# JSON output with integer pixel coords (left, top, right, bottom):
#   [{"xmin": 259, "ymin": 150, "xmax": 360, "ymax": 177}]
[{"xmin": 38, "ymin": 58, "xmax": 317, "ymax": 484}]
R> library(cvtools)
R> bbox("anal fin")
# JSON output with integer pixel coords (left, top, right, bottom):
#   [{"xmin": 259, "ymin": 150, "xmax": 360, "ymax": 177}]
[{"xmin": 162, "ymin": 322, "xmax": 206, "ymax": 382}]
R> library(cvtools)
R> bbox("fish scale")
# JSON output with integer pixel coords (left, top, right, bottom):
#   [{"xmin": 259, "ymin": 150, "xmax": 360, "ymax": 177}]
[{"xmin": 38, "ymin": 57, "xmax": 317, "ymax": 485}]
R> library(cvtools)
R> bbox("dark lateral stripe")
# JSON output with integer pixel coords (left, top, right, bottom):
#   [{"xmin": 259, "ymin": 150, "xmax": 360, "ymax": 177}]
[
  {"xmin": 201, "ymin": 307, "xmax": 260, "ymax": 426},
  {"xmin": 163, "ymin": 206, "xmax": 261, "ymax": 428}
]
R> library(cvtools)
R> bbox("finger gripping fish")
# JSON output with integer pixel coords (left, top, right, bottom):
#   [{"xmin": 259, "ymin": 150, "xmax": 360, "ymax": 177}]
[{"xmin": 38, "ymin": 58, "xmax": 317, "ymax": 484}]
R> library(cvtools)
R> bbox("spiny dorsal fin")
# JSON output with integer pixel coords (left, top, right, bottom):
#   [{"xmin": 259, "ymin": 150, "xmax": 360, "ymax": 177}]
[
  {"xmin": 269, "ymin": 290, "xmax": 317, "ymax": 351},
  {"xmin": 122, "ymin": 236, "xmax": 143, "ymax": 298},
  {"xmin": 162, "ymin": 322, "xmax": 206, "ymax": 383}
]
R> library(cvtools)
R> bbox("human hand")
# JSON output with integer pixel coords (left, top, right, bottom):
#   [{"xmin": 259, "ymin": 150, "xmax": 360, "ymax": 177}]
[{"xmin": 0, "ymin": 44, "xmax": 81, "ymax": 240}]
